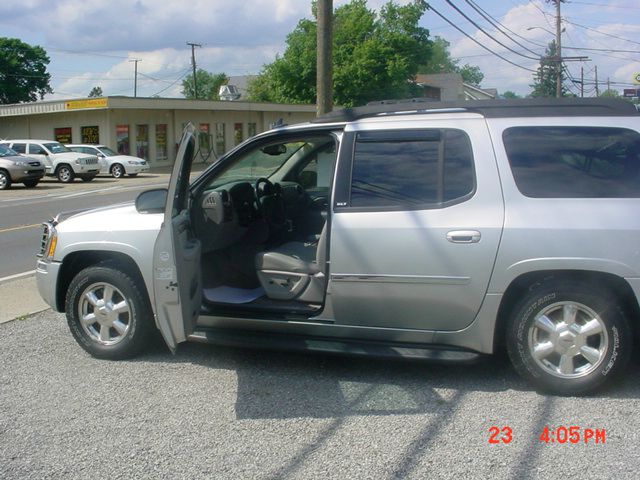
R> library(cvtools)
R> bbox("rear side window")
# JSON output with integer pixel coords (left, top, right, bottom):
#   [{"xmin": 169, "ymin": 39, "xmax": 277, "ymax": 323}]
[
  {"xmin": 349, "ymin": 129, "xmax": 475, "ymax": 209},
  {"xmin": 503, "ymin": 126, "xmax": 640, "ymax": 198},
  {"xmin": 12, "ymin": 143, "xmax": 26, "ymax": 154}
]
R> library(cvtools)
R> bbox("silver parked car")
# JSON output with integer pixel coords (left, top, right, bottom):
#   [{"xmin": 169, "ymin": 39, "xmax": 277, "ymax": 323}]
[
  {"xmin": 36, "ymin": 98, "xmax": 640, "ymax": 395},
  {"xmin": 0, "ymin": 144, "xmax": 45, "ymax": 189}
]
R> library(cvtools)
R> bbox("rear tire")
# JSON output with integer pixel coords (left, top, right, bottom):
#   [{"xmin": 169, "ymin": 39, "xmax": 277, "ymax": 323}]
[
  {"xmin": 65, "ymin": 264, "xmax": 154, "ymax": 359},
  {"xmin": 81, "ymin": 176, "xmax": 94, "ymax": 182},
  {"xmin": 507, "ymin": 281, "xmax": 632, "ymax": 395},
  {"xmin": 0, "ymin": 170, "xmax": 11, "ymax": 190}
]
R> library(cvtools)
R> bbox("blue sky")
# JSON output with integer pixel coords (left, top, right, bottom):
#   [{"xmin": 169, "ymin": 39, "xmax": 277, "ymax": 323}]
[{"xmin": 1, "ymin": 0, "xmax": 639, "ymax": 100}]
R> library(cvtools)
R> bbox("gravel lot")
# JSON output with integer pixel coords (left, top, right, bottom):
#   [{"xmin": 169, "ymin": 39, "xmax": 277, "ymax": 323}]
[{"xmin": 1, "ymin": 311, "xmax": 639, "ymax": 479}]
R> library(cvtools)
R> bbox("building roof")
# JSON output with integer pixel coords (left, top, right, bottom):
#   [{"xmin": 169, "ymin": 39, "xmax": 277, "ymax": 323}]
[{"xmin": 0, "ymin": 96, "xmax": 316, "ymax": 118}]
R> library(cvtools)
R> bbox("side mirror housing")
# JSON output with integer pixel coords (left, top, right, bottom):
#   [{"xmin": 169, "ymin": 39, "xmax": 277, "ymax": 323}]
[{"xmin": 135, "ymin": 188, "xmax": 167, "ymax": 214}]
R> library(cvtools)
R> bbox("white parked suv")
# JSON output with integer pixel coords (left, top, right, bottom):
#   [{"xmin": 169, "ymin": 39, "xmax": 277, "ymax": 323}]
[
  {"xmin": 0, "ymin": 140, "xmax": 99, "ymax": 182},
  {"xmin": 66, "ymin": 144, "xmax": 149, "ymax": 178}
]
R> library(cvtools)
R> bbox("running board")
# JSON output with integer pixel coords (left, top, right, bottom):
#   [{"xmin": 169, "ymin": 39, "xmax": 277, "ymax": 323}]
[{"xmin": 188, "ymin": 329, "xmax": 481, "ymax": 364}]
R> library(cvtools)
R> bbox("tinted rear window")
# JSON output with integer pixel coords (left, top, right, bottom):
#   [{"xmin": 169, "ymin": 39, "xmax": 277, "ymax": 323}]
[{"xmin": 503, "ymin": 126, "xmax": 640, "ymax": 198}]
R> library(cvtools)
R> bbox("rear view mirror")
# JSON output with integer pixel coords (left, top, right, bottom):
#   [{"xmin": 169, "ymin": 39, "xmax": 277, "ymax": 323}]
[
  {"xmin": 261, "ymin": 144, "xmax": 287, "ymax": 156},
  {"xmin": 135, "ymin": 188, "xmax": 167, "ymax": 214}
]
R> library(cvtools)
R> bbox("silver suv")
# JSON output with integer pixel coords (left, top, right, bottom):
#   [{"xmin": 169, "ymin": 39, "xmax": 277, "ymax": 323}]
[{"xmin": 35, "ymin": 98, "xmax": 640, "ymax": 395}]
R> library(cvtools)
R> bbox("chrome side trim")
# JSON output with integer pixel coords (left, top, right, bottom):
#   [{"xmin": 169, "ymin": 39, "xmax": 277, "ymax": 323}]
[{"xmin": 330, "ymin": 274, "xmax": 471, "ymax": 285}]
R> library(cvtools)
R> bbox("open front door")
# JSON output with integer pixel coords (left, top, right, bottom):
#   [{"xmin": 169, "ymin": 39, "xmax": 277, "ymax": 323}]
[{"xmin": 152, "ymin": 124, "xmax": 202, "ymax": 351}]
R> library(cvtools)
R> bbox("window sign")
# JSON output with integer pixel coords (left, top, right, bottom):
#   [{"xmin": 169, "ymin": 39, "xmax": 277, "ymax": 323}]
[
  {"xmin": 234, "ymin": 122, "xmax": 243, "ymax": 146},
  {"xmin": 81, "ymin": 126, "xmax": 100, "ymax": 144},
  {"xmin": 156, "ymin": 124, "xmax": 168, "ymax": 161},
  {"xmin": 199, "ymin": 123, "xmax": 211, "ymax": 151},
  {"xmin": 54, "ymin": 127, "xmax": 72, "ymax": 144},
  {"xmin": 116, "ymin": 125, "xmax": 130, "ymax": 154},
  {"xmin": 136, "ymin": 124, "xmax": 149, "ymax": 160}
]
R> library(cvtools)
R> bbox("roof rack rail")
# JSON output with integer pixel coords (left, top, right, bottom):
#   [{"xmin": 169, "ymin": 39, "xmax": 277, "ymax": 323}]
[{"xmin": 312, "ymin": 97, "xmax": 639, "ymax": 123}]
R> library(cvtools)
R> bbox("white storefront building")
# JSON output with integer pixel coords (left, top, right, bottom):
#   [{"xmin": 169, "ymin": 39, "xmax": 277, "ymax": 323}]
[{"xmin": 0, "ymin": 97, "xmax": 317, "ymax": 166}]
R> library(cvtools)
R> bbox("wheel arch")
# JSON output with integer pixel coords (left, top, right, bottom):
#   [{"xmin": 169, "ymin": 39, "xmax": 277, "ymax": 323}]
[
  {"xmin": 56, "ymin": 250, "xmax": 151, "ymax": 314},
  {"xmin": 493, "ymin": 269, "xmax": 640, "ymax": 352}
]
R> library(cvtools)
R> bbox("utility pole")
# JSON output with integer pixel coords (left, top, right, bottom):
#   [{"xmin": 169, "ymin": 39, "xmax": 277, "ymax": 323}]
[
  {"xmin": 555, "ymin": 0, "xmax": 562, "ymax": 98},
  {"xmin": 595, "ymin": 65, "xmax": 600, "ymax": 96},
  {"xmin": 186, "ymin": 42, "xmax": 202, "ymax": 99},
  {"xmin": 581, "ymin": 66, "xmax": 584, "ymax": 97},
  {"xmin": 130, "ymin": 59, "xmax": 141, "ymax": 97},
  {"xmin": 316, "ymin": 0, "xmax": 333, "ymax": 116}
]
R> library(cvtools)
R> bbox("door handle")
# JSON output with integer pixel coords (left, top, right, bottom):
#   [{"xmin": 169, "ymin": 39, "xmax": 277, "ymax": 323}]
[{"xmin": 446, "ymin": 230, "xmax": 481, "ymax": 243}]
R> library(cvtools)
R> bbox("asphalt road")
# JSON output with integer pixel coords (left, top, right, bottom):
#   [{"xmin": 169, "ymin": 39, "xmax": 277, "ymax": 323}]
[
  {"xmin": 0, "ymin": 174, "xmax": 173, "ymax": 278},
  {"xmin": 1, "ymin": 310, "xmax": 639, "ymax": 479}
]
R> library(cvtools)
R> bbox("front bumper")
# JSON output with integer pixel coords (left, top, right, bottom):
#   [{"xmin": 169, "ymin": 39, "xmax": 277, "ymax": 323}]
[
  {"xmin": 36, "ymin": 259, "xmax": 62, "ymax": 312},
  {"xmin": 126, "ymin": 163, "xmax": 150, "ymax": 174},
  {"xmin": 9, "ymin": 167, "xmax": 45, "ymax": 182}
]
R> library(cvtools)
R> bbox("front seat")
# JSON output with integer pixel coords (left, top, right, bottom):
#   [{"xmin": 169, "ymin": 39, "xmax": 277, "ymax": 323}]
[{"xmin": 255, "ymin": 223, "xmax": 327, "ymax": 303}]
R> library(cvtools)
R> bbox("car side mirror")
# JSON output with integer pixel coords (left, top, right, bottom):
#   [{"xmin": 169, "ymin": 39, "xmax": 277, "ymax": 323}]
[{"xmin": 136, "ymin": 188, "xmax": 167, "ymax": 214}]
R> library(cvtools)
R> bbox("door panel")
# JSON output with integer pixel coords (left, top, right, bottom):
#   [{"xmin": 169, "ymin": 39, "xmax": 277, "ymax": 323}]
[
  {"xmin": 329, "ymin": 120, "xmax": 504, "ymax": 332},
  {"xmin": 152, "ymin": 124, "xmax": 201, "ymax": 350}
]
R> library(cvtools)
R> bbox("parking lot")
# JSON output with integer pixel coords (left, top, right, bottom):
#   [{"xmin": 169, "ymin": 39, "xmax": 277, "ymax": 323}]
[{"xmin": 1, "ymin": 311, "xmax": 639, "ymax": 479}]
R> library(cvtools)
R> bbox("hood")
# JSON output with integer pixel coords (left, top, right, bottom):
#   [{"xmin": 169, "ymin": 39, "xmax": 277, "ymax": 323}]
[
  {"xmin": 110, "ymin": 154, "xmax": 146, "ymax": 163},
  {"xmin": 52, "ymin": 151, "xmax": 95, "ymax": 161},
  {"xmin": 56, "ymin": 202, "xmax": 163, "ymax": 233}
]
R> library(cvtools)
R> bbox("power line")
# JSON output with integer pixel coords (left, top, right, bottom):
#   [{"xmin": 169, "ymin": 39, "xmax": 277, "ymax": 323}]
[
  {"xmin": 151, "ymin": 69, "xmax": 191, "ymax": 97},
  {"xmin": 463, "ymin": 0, "xmax": 544, "ymax": 56},
  {"xmin": 569, "ymin": 1, "xmax": 640, "ymax": 10},
  {"xmin": 443, "ymin": 0, "xmax": 540, "ymax": 61},
  {"xmin": 427, "ymin": 4, "xmax": 537, "ymax": 73},
  {"xmin": 563, "ymin": 19, "xmax": 640, "ymax": 47}
]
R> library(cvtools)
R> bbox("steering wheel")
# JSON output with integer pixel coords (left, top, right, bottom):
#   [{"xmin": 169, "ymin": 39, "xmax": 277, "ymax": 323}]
[{"xmin": 255, "ymin": 177, "xmax": 287, "ymax": 230}]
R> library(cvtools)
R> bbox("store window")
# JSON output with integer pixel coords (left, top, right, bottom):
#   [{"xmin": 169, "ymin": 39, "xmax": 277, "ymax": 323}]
[
  {"xmin": 248, "ymin": 122, "xmax": 257, "ymax": 138},
  {"xmin": 156, "ymin": 124, "xmax": 168, "ymax": 162},
  {"xmin": 54, "ymin": 127, "xmax": 72, "ymax": 144},
  {"xmin": 234, "ymin": 122, "xmax": 243, "ymax": 146},
  {"xmin": 136, "ymin": 124, "xmax": 149, "ymax": 160},
  {"xmin": 81, "ymin": 126, "xmax": 99, "ymax": 144},
  {"xmin": 199, "ymin": 123, "xmax": 211, "ymax": 151},
  {"xmin": 215, "ymin": 123, "xmax": 226, "ymax": 155},
  {"xmin": 116, "ymin": 125, "xmax": 130, "ymax": 154}
]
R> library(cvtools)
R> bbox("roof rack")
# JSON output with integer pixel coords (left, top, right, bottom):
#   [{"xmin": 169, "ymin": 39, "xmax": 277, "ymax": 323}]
[{"xmin": 312, "ymin": 97, "xmax": 639, "ymax": 123}]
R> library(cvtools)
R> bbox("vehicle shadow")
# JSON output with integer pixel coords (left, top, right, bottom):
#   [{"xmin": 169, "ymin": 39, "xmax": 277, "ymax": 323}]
[{"xmin": 135, "ymin": 340, "xmax": 640, "ymax": 420}]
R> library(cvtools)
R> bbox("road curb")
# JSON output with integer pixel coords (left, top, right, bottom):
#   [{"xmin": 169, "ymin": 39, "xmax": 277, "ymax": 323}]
[{"xmin": 0, "ymin": 274, "xmax": 51, "ymax": 324}]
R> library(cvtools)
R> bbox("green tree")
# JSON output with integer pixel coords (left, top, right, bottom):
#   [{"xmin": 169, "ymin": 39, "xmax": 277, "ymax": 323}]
[
  {"xmin": 599, "ymin": 89, "xmax": 620, "ymax": 98},
  {"xmin": 0, "ymin": 37, "xmax": 52, "ymax": 104},
  {"xmin": 182, "ymin": 70, "xmax": 229, "ymax": 100},
  {"xmin": 501, "ymin": 90, "xmax": 522, "ymax": 99},
  {"xmin": 88, "ymin": 86, "xmax": 103, "ymax": 97},
  {"xmin": 248, "ymin": 0, "xmax": 431, "ymax": 107},
  {"xmin": 530, "ymin": 41, "xmax": 566, "ymax": 98},
  {"xmin": 419, "ymin": 36, "xmax": 484, "ymax": 86}
]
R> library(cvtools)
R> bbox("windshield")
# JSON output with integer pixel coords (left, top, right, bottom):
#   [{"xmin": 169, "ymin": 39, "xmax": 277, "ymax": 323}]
[
  {"xmin": 210, "ymin": 140, "xmax": 313, "ymax": 188},
  {"xmin": 0, "ymin": 145, "xmax": 18, "ymax": 157},
  {"xmin": 43, "ymin": 142, "xmax": 71, "ymax": 154},
  {"xmin": 98, "ymin": 146, "xmax": 118, "ymax": 157}
]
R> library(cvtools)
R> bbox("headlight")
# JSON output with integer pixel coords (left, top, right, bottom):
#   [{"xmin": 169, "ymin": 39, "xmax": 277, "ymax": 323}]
[
  {"xmin": 75, "ymin": 159, "xmax": 81, "ymax": 165},
  {"xmin": 14, "ymin": 160, "xmax": 27, "ymax": 166},
  {"xmin": 38, "ymin": 223, "xmax": 58, "ymax": 260},
  {"xmin": 127, "ymin": 160, "xmax": 139, "ymax": 165}
]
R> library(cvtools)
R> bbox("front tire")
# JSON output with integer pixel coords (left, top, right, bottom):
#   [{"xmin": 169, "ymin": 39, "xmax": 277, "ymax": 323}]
[
  {"xmin": 0, "ymin": 170, "xmax": 11, "ymax": 190},
  {"xmin": 56, "ymin": 165, "xmax": 75, "ymax": 183},
  {"xmin": 507, "ymin": 281, "xmax": 632, "ymax": 395},
  {"xmin": 111, "ymin": 163, "xmax": 125, "ymax": 178},
  {"xmin": 65, "ymin": 265, "xmax": 154, "ymax": 359},
  {"xmin": 23, "ymin": 179, "xmax": 39, "ymax": 188}
]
